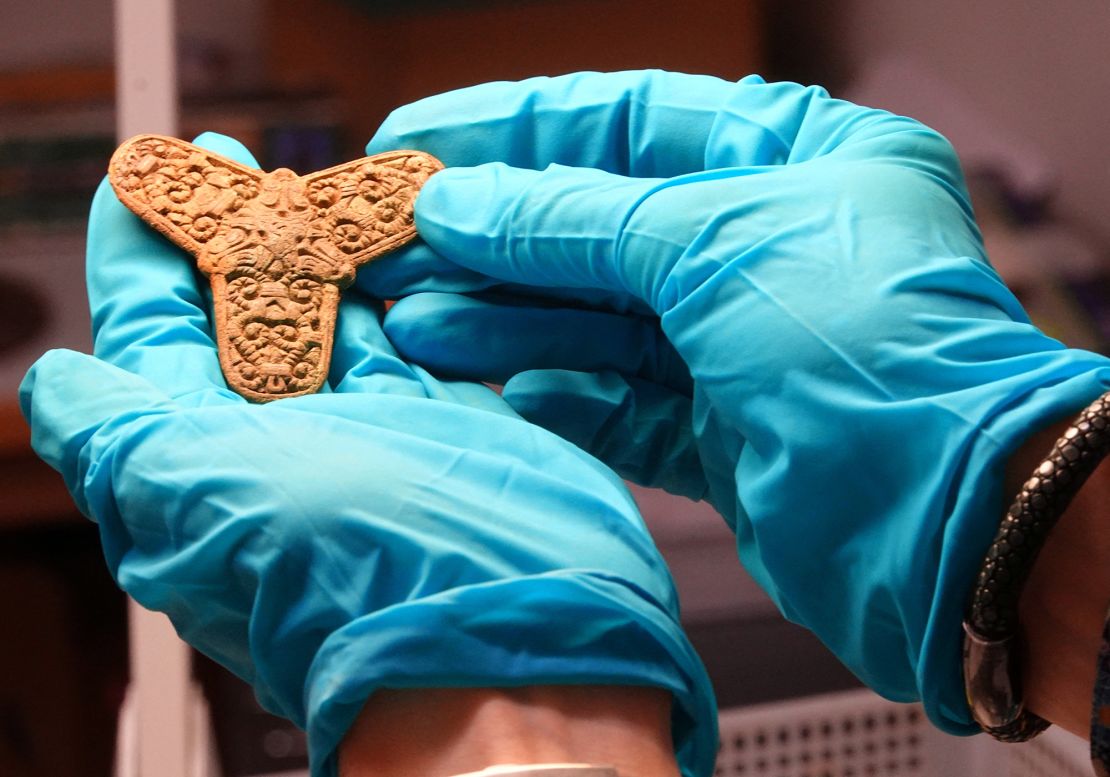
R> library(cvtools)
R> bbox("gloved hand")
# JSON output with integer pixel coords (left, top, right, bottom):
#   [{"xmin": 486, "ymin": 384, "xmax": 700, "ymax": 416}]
[
  {"xmin": 19, "ymin": 133, "xmax": 716, "ymax": 777},
  {"xmin": 365, "ymin": 71, "xmax": 1110, "ymax": 733}
]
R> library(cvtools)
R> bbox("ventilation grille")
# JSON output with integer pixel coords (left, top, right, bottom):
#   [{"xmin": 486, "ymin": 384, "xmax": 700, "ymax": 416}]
[
  {"xmin": 714, "ymin": 689, "xmax": 1091, "ymax": 777},
  {"xmin": 715, "ymin": 691, "xmax": 928, "ymax": 777}
]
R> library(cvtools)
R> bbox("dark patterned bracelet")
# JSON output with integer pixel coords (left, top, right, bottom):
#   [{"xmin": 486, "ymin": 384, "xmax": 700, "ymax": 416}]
[{"xmin": 963, "ymin": 391, "xmax": 1110, "ymax": 746}]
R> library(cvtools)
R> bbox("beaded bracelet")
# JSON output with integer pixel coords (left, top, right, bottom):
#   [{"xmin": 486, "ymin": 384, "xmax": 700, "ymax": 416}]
[{"xmin": 963, "ymin": 391, "xmax": 1110, "ymax": 765}]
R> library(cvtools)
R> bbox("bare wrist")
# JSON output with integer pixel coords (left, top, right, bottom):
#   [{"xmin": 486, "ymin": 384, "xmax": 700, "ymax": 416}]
[
  {"xmin": 988, "ymin": 407, "xmax": 1110, "ymax": 738},
  {"xmin": 965, "ymin": 396, "xmax": 1110, "ymax": 743},
  {"xmin": 338, "ymin": 686, "xmax": 679, "ymax": 777},
  {"xmin": 1020, "ymin": 454, "xmax": 1110, "ymax": 736}
]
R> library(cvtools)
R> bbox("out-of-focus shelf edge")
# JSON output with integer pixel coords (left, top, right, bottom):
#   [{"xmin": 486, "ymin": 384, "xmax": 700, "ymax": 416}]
[
  {"xmin": 0, "ymin": 400, "xmax": 81, "ymax": 527},
  {"xmin": 0, "ymin": 64, "xmax": 114, "ymax": 106}
]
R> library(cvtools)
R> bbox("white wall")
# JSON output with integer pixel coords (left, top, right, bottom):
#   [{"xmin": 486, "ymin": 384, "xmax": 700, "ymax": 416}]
[{"xmin": 0, "ymin": 0, "xmax": 264, "ymax": 91}]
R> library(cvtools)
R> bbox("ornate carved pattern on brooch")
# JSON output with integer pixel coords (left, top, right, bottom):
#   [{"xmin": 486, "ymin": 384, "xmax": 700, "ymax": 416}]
[{"xmin": 108, "ymin": 134, "xmax": 443, "ymax": 402}]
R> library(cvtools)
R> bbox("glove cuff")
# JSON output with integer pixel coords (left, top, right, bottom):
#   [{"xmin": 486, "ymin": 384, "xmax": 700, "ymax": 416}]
[
  {"xmin": 920, "ymin": 365, "xmax": 1110, "ymax": 734},
  {"xmin": 302, "ymin": 572, "xmax": 716, "ymax": 777}
]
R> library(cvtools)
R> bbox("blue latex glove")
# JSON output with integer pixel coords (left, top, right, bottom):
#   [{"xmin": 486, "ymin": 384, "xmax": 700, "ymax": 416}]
[
  {"xmin": 19, "ymin": 132, "xmax": 717, "ymax": 776},
  {"xmin": 366, "ymin": 71, "xmax": 1110, "ymax": 734}
]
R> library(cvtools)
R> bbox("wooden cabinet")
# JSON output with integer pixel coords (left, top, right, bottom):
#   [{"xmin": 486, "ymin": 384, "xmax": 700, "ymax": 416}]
[{"xmin": 264, "ymin": 0, "xmax": 764, "ymax": 155}]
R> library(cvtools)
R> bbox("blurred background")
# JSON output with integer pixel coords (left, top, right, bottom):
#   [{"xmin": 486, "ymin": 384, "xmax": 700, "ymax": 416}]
[{"xmin": 2, "ymin": 1, "xmax": 1109, "ymax": 776}]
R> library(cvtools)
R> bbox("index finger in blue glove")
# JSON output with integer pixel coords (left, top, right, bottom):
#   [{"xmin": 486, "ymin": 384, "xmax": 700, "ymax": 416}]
[
  {"xmin": 368, "ymin": 70, "xmax": 954, "ymax": 181},
  {"xmin": 88, "ymin": 132, "xmax": 260, "ymax": 400},
  {"xmin": 414, "ymin": 162, "xmax": 682, "ymax": 308},
  {"xmin": 414, "ymin": 161, "xmax": 764, "ymax": 313}
]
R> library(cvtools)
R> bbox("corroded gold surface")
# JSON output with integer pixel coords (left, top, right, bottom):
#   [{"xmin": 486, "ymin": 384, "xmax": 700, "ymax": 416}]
[{"xmin": 108, "ymin": 134, "xmax": 442, "ymax": 401}]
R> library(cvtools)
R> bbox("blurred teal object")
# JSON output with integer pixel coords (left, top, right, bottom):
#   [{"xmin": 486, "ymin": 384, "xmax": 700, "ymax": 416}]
[
  {"xmin": 19, "ymin": 131, "xmax": 717, "ymax": 777},
  {"xmin": 368, "ymin": 70, "xmax": 1110, "ymax": 735}
]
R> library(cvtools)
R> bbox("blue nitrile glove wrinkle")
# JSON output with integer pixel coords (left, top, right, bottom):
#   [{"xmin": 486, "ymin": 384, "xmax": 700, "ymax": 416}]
[
  {"xmin": 369, "ymin": 70, "xmax": 1110, "ymax": 735},
  {"xmin": 20, "ymin": 130, "xmax": 718, "ymax": 777}
]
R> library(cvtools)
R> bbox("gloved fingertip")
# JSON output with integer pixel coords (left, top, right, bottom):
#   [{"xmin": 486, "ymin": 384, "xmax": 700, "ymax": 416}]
[
  {"xmin": 19, "ymin": 349, "xmax": 93, "ymax": 416},
  {"xmin": 415, "ymin": 164, "xmax": 499, "ymax": 215},
  {"xmin": 190, "ymin": 131, "xmax": 261, "ymax": 169},
  {"xmin": 414, "ymin": 164, "xmax": 555, "ymax": 259},
  {"xmin": 413, "ymin": 166, "xmax": 508, "ymax": 257},
  {"xmin": 18, "ymin": 356, "xmax": 43, "ymax": 425},
  {"xmin": 90, "ymin": 173, "xmax": 127, "ymax": 218},
  {"xmin": 381, "ymin": 293, "xmax": 470, "ymax": 375},
  {"xmin": 419, "ymin": 161, "xmax": 649, "ymax": 300},
  {"xmin": 364, "ymin": 122, "xmax": 405, "ymax": 157},
  {"xmin": 503, "ymin": 369, "xmax": 617, "ymax": 433},
  {"xmin": 19, "ymin": 350, "xmax": 169, "ymax": 474},
  {"xmin": 379, "ymin": 293, "xmax": 424, "ymax": 341}
]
